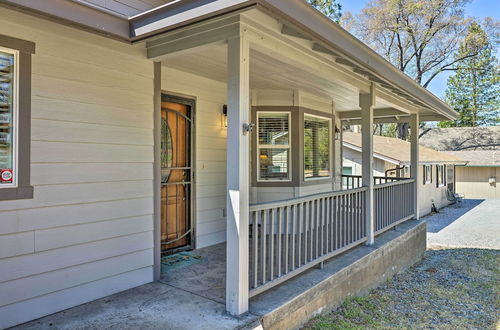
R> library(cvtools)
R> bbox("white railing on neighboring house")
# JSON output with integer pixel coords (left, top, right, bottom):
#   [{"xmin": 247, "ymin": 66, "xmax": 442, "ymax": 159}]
[
  {"xmin": 374, "ymin": 179, "xmax": 415, "ymax": 235},
  {"xmin": 248, "ymin": 187, "xmax": 367, "ymax": 297},
  {"xmin": 248, "ymin": 178, "xmax": 415, "ymax": 297},
  {"xmin": 341, "ymin": 174, "xmax": 406, "ymax": 190}
]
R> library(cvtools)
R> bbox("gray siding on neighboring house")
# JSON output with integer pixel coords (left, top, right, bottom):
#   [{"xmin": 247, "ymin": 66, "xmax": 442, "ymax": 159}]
[
  {"xmin": 342, "ymin": 146, "xmax": 452, "ymax": 216},
  {"xmin": 342, "ymin": 147, "xmax": 387, "ymax": 176},
  {"xmin": 0, "ymin": 8, "xmax": 155, "ymax": 328}
]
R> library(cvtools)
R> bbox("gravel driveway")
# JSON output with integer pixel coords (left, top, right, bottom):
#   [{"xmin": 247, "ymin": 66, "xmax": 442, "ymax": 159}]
[
  {"xmin": 304, "ymin": 248, "xmax": 499, "ymax": 329},
  {"xmin": 426, "ymin": 199, "xmax": 500, "ymax": 249}
]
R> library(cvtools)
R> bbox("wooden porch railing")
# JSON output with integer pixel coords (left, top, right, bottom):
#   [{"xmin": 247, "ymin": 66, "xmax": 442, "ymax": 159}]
[
  {"xmin": 374, "ymin": 179, "xmax": 415, "ymax": 235},
  {"xmin": 342, "ymin": 174, "xmax": 405, "ymax": 190},
  {"xmin": 248, "ymin": 187, "xmax": 367, "ymax": 297},
  {"xmin": 247, "ymin": 178, "xmax": 415, "ymax": 297}
]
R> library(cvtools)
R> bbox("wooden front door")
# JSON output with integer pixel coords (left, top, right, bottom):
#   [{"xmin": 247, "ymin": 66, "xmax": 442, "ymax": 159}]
[{"xmin": 161, "ymin": 100, "xmax": 193, "ymax": 253}]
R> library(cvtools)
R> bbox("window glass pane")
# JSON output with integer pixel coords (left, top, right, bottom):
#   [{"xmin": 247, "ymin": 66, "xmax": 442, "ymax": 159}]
[
  {"xmin": 259, "ymin": 148, "xmax": 289, "ymax": 180},
  {"xmin": 258, "ymin": 113, "xmax": 289, "ymax": 145},
  {"xmin": 304, "ymin": 115, "xmax": 330, "ymax": 179},
  {"xmin": 0, "ymin": 50, "xmax": 14, "ymax": 185}
]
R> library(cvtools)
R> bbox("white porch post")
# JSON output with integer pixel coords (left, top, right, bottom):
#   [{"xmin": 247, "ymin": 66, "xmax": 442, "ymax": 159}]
[
  {"xmin": 226, "ymin": 30, "xmax": 250, "ymax": 315},
  {"xmin": 360, "ymin": 83, "xmax": 375, "ymax": 245},
  {"xmin": 410, "ymin": 113, "xmax": 420, "ymax": 219}
]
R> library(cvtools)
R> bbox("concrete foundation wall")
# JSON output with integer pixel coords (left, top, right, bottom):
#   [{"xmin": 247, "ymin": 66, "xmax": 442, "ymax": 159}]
[{"xmin": 256, "ymin": 221, "xmax": 427, "ymax": 330}]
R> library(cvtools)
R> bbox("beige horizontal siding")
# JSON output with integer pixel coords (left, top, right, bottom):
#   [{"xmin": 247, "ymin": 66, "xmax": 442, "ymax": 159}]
[
  {"xmin": 0, "ymin": 232, "xmax": 35, "ymax": 259},
  {"xmin": 455, "ymin": 167, "xmax": 499, "ymax": 198},
  {"xmin": 0, "ymin": 231, "xmax": 153, "ymax": 283},
  {"xmin": 0, "ymin": 249, "xmax": 153, "ymax": 307},
  {"xmin": 34, "ymin": 215, "xmax": 153, "ymax": 251},
  {"xmin": 0, "ymin": 8, "xmax": 155, "ymax": 327},
  {"xmin": 0, "ymin": 197, "xmax": 153, "ymax": 235},
  {"xmin": 0, "ymin": 267, "xmax": 153, "ymax": 329}
]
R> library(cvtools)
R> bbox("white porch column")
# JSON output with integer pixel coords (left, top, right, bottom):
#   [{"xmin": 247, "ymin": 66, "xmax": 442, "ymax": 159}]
[
  {"xmin": 226, "ymin": 31, "xmax": 250, "ymax": 315},
  {"xmin": 360, "ymin": 83, "xmax": 375, "ymax": 245},
  {"xmin": 410, "ymin": 113, "xmax": 420, "ymax": 219}
]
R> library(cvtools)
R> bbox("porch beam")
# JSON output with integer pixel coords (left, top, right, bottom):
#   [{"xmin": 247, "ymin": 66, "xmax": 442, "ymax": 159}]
[
  {"xmin": 339, "ymin": 107, "xmax": 407, "ymax": 120},
  {"xmin": 342, "ymin": 113, "xmax": 447, "ymax": 125},
  {"xmin": 226, "ymin": 30, "xmax": 250, "ymax": 315},
  {"xmin": 410, "ymin": 113, "xmax": 420, "ymax": 219},
  {"xmin": 361, "ymin": 83, "xmax": 375, "ymax": 245},
  {"xmin": 376, "ymin": 87, "xmax": 419, "ymax": 113},
  {"xmin": 146, "ymin": 16, "xmax": 241, "ymax": 59}
]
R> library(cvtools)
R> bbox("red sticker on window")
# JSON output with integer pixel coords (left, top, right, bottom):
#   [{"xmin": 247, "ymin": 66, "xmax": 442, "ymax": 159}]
[{"xmin": 0, "ymin": 169, "xmax": 13, "ymax": 183}]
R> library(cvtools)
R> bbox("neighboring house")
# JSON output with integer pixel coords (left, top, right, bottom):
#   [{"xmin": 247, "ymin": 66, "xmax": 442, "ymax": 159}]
[
  {"xmin": 342, "ymin": 132, "xmax": 467, "ymax": 217},
  {"xmin": 0, "ymin": 0, "xmax": 460, "ymax": 328},
  {"xmin": 420, "ymin": 127, "xmax": 500, "ymax": 198}
]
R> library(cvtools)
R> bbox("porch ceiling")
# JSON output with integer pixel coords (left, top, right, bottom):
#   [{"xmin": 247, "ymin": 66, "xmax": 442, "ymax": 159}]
[{"xmin": 161, "ymin": 42, "xmax": 370, "ymax": 111}]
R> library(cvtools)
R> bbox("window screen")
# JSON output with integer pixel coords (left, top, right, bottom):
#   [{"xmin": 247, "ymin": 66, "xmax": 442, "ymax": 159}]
[
  {"xmin": 0, "ymin": 48, "xmax": 16, "ymax": 186},
  {"xmin": 304, "ymin": 114, "xmax": 331, "ymax": 179},
  {"xmin": 257, "ymin": 112, "xmax": 290, "ymax": 181}
]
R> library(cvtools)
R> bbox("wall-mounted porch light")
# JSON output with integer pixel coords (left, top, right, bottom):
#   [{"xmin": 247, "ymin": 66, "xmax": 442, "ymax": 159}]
[
  {"xmin": 334, "ymin": 124, "xmax": 341, "ymax": 140},
  {"xmin": 221, "ymin": 104, "xmax": 228, "ymax": 128}
]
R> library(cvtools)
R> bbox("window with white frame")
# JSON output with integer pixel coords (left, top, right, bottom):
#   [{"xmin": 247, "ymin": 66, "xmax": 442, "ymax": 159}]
[
  {"xmin": 304, "ymin": 114, "xmax": 331, "ymax": 179},
  {"xmin": 0, "ymin": 47, "xmax": 17, "ymax": 187},
  {"xmin": 436, "ymin": 164, "xmax": 446, "ymax": 187},
  {"xmin": 423, "ymin": 165, "xmax": 432, "ymax": 184},
  {"xmin": 257, "ymin": 112, "xmax": 291, "ymax": 181}
]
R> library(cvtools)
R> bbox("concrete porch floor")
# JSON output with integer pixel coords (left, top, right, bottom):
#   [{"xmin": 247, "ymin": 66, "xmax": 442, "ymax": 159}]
[{"xmin": 12, "ymin": 220, "xmax": 426, "ymax": 330}]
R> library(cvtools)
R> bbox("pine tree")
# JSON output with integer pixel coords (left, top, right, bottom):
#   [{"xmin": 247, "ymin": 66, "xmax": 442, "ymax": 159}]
[
  {"xmin": 439, "ymin": 22, "xmax": 500, "ymax": 127},
  {"xmin": 307, "ymin": 0, "xmax": 342, "ymax": 23}
]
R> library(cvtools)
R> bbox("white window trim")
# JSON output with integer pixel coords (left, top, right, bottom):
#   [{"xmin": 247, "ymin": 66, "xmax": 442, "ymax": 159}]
[
  {"xmin": 437, "ymin": 164, "xmax": 446, "ymax": 187},
  {"xmin": 0, "ymin": 46, "xmax": 19, "ymax": 189},
  {"xmin": 423, "ymin": 165, "xmax": 432, "ymax": 185},
  {"xmin": 256, "ymin": 111, "xmax": 292, "ymax": 182},
  {"xmin": 303, "ymin": 113, "xmax": 332, "ymax": 181}
]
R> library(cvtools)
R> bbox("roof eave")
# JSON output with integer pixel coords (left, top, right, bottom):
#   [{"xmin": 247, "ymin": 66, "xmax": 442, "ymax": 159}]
[
  {"xmin": 129, "ymin": 0, "xmax": 457, "ymax": 120},
  {"xmin": 0, "ymin": 0, "xmax": 131, "ymax": 42}
]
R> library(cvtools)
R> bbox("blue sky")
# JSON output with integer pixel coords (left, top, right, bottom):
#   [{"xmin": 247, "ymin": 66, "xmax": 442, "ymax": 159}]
[{"xmin": 341, "ymin": 0, "xmax": 500, "ymax": 98}]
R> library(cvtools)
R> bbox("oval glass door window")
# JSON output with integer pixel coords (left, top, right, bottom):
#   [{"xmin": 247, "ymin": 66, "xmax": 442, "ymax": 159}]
[{"xmin": 161, "ymin": 118, "xmax": 173, "ymax": 182}]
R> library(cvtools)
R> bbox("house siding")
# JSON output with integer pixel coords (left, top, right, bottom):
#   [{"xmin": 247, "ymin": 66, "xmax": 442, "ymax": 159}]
[
  {"xmin": 455, "ymin": 166, "xmax": 500, "ymax": 199},
  {"xmin": 0, "ymin": 8, "xmax": 154, "ymax": 328},
  {"xmin": 418, "ymin": 165, "xmax": 451, "ymax": 216},
  {"xmin": 342, "ymin": 147, "xmax": 452, "ymax": 217},
  {"xmin": 342, "ymin": 147, "xmax": 387, "ymax": 176}
]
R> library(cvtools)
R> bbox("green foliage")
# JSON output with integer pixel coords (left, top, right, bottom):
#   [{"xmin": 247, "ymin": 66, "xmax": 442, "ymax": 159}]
[
  {"xmin": 307, "ymin": 0, "xmax": 342, "ymax": 23},
  {"xmin": 439, "ymin": 22, "xmax": 500, "ymax": 127}
]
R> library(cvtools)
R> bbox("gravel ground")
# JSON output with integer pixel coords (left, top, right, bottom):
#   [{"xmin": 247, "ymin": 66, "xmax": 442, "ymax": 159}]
[
  {"xmin": 426, "ymin": 199, "xmax": 500, "ymax": 250},
  {"xmin": 304, "ymin": 248, "xmax": 500, "ymax": 329}
]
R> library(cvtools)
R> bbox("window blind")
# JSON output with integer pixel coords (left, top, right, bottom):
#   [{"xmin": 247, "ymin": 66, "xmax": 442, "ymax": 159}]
[
  {"xmin": 304, "ymin": 114, "xmax": 330, "ymax": 179},
  {"xmin": 257, "ymin": 112, "xmax": 290, "ymax": 181},
  {"xmin": 258, "ymin": 113, "xmax": 289, "ymax": 145}
]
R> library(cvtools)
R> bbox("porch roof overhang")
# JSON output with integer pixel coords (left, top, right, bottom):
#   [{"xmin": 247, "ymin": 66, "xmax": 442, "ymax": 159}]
[
  {"xmin": 128, "ymin": 0, "xmax": 458, "ymax": 122},
  {"xmin": 2, "ymin": 0, "xmax": 458, "ymax": 121}
]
